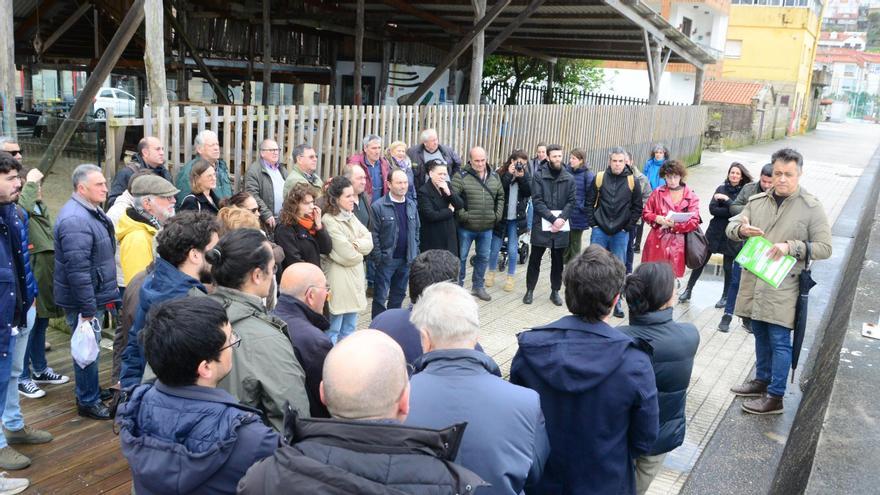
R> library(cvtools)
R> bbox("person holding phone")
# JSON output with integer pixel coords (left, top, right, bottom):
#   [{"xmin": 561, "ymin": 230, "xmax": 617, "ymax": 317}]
[
  {"xmin": 275, "ymin": 182, "xmax": 332, "ymax": 272},
  {"xmin": 640, "ymin": 160, "xmax": 701, "ymax": 279}
]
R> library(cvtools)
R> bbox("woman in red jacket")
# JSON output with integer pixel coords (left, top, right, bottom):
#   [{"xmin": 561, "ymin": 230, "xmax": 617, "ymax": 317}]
[{"xmin": 640, "ymin": 160, "xmax": 701, "ymax": 278}]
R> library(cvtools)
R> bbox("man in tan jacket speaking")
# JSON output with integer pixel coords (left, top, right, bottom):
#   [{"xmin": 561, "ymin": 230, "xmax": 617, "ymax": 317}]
[{"xmin": 725, "ymin": 148, "xmax": 832, "ymax": 415}]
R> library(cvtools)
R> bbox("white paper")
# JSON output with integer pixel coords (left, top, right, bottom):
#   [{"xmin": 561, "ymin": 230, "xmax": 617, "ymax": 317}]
[
  {"xmin": 667, "ymin": 211, "xmax": 695, "ymax": 223},
  {"xmin": 542, "ymin": 210, "xmax": 571, "ymax": 232}
]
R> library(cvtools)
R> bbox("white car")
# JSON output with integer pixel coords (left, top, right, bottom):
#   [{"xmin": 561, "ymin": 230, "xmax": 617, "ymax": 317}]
[{"xmin": 93, "ymin": 88, "xmax": 136, "ymax": 119}]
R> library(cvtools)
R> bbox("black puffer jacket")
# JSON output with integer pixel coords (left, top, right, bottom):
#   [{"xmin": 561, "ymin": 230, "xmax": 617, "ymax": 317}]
[
  {"xmin": 238, "ymin": 414, "xmax": 487, "ymax": 495},
  {"xmin": 584, "ymin": 167, "xmax": 642, "ymax": 235},
  {"xmin": 706, "ymin": 181, "xmax": 746, "ymax": 256},
  {"xmin": 493, "ymin": 170, "xmax": 531, "ymax": 238},
  {"xmin": 530, "ymin": 166, "xmax": 576, "ymax": 249},
  {"xmin": 620, "ymin": 308, "xmax": 699, "ymax": 456}
]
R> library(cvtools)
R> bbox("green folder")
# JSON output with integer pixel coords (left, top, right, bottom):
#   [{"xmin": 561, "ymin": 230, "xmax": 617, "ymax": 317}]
[{"xmin": 734, "ymin": 236, "xmax": 797, "ymax": 289}]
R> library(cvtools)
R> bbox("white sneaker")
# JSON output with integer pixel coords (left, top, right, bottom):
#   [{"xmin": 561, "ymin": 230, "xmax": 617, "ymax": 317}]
[
  {"xmin": 17, "ymin": 381, "xmax": 45, "ymax": 399},
  {"xmin": 0, "ymin": 472, "xmax": 28, "ymax": 494}
]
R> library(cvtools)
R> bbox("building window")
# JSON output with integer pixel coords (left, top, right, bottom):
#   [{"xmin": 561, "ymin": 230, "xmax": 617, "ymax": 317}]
[
  {"xmin": 780, "ymin": 95, "xmax": 790, "ymax": 106},
  {"xmin": 725, "ymin": 40, "xmax": 743, "ymax": 59}
]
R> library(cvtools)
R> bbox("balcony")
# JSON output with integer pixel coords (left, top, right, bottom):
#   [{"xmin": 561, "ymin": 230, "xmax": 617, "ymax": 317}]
[{"xmin": 696, "ymin": 42, "xmax": 724, "ymax": 60}]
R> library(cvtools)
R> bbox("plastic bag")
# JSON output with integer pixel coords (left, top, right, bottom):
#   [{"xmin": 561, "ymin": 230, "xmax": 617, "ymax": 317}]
[{"xmin": 71, "ymin": 315, "xmax": 100, "ymax": 369}]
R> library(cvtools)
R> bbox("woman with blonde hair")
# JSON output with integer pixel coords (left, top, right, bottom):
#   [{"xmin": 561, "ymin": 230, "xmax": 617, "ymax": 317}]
[{"xmin": 387, "ymin": 140, "xmax": 417, "ymax": 199}]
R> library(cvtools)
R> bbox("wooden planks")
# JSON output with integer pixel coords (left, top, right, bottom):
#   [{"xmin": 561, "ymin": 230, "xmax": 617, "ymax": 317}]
[{"xmin": 109, "ymin": 104, "xmax": 708, "ymax": 181}]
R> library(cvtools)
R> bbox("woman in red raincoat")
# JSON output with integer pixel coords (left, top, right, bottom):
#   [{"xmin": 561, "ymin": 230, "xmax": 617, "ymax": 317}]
[{"xmin": 641, "ymin": 160, "xmax": 702, "ymax": 278}]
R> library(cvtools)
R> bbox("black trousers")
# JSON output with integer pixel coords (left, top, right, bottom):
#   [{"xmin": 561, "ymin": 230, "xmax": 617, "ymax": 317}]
[
  {"xmin": 526, "ymin": 245, "xmax": 565, "ymax": 292},
  {"xmin": 686, "ymin": 253, "xmax": 734, "ymax": 297}
]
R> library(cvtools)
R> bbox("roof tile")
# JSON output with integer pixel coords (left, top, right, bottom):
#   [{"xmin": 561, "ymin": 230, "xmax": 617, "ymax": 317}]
[{"xmin": 702, "ymin": 80, "xmax": 764, "ymax": 105}]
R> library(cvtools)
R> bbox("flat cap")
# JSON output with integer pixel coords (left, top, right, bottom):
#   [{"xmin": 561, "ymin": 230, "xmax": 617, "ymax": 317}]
[{"xmin": 130, "ymin": 175, "xmax": 179, "ymax": 197}]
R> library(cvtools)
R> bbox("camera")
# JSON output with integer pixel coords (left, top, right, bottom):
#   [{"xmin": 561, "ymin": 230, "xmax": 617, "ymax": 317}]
[{"xmin": 514, "ymin": 163, "xmax": 524, "ymax": 172}]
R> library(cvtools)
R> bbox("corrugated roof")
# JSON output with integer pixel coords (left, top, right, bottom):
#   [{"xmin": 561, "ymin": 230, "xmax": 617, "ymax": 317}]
[{"xmin": 702, "ymin": 80, "xmax": 764, "ymax": 105}]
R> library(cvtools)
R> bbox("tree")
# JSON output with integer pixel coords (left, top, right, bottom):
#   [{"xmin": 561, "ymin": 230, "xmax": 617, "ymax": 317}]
[
  {"xmin": 482, "ymin": 55, "xmax": 604, "ymax": 104},
  {"xmin": 868, "ymin": 12, "xmax": 880, "ymax": 50}
]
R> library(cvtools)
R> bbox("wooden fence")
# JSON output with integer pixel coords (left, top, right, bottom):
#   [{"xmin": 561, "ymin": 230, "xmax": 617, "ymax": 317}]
[{"xmin": 104, "ymin": 104, "xmax": 707, "ymax": 184}]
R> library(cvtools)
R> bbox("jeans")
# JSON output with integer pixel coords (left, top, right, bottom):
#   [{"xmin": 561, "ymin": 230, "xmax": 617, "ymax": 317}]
[
  {"xmin": 591, "ymin": 228, "xmax": 629, "ymax": 311},
  {"xmin": 457, "ymin": 227, "xmax": 492, "ymax": 289},
  {"xmin": 366, "ymin": 259, "xmax": 376, "ymax": 288},
  {"xmin": 724, "ymin": 262, "xmax": 743, "ymax": 315},
  {"xmin": 526, "ymin": 246, "xmax": 565, "ymax": 292},
  {"xmin": 489, "ymin": 220, "xmax": 519, "ymax": 275},
  {"xmin": 21, "ymin": 315, "xmax": 49, "ymax": 380},
  {"xmin": 1, "ymin": 306, "xmax": 34, "ymax": 442},
  {"xmin": 327, "ymin": 312, "xmax": 358, "ymax": 345},
  {"xmin": 526, "ymin": 199, "xmax": 534, "ymax": 232},
  {"xmin": 66, "ymin": 310, "xmax": 107, "ymax": 406},
  {"xmin": 751, "ymin": 320, "xmax": 792, "ymax": 397},
  {"xmin": 372, "ymin": 257, "xmax": 410, "ymax": 318},
  {"xmin": 0, "ymin": 333, "xmax": 16, "ymax": 449}
]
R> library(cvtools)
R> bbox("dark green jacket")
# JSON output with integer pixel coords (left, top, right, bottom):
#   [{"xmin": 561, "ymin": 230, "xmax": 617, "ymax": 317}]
[
  {"xmin": 18, "ymin": 182, "xmax": 61, "ymax": 318},
  {"xmin": 175, "ymin": 157, "xmax": 234, "ymax": 203},
  {"xmin": 451, "ymin": 165, "xmax": 504, "ymax": 232}
]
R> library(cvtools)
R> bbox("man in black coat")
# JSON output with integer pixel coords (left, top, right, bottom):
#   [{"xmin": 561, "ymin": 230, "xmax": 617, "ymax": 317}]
[
  {"xmin": 237, "ymin": 330, "xmax": 486, "ymax": 495},
  {"xmin": 524, "ymin": 145, "xmax": 575, "ymax": 307},
  {"xmin": 108, "ymin": 137, "xmax": 173, "ymax": 207},
  {"xmin": 406, "ymin": 128, "xmax": 463, "ymax": 186},
  {"xmin": 272, "ymin": 263, "xmax": 332, "ymax": 418}
]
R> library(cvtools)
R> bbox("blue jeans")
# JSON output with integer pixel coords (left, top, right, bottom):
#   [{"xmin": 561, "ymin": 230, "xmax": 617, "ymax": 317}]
[
  {"xmin": 66, "ymin": 310, "xmax": 107, "ymax": 406},
  {"xmin": 21, "ymin": 315, "xmax": 49, "ymax": 380},
  {"xmin": 327, "ymin": 313, "xmax": 358, "ymax": 345},
  {"xmin": 0, "ymin": 306, "xmax": 33, "ymax": 443},
  {"xmin": 489, "ymin": 219, "xmax": 519, "ymax": 275},
  {"xmin": 458, "ymin": 227, "xmax": 492, "ymax": 289},
  {"xmin": 372, "ymin": 257, "xmax": 410, "ymax": 318},
  {"xmin": 526, "ymin": 199, "xmax": 534, "ymax": 232},
  {"xmin": 366, "ymin": 259, "xmax": 376, "ymax": 288},
  {"xmin": 751, "ymin": 320, "xmax": 792, "ymax": 397},
  {"xmin": 591, "ymin": 228, "xmax": 630, "ymax": 311},
  {"xmin": 625, "ymin": 224, "xmax": 638, "ymax": 274},
  {"xmin": 0, "ymin": 333, "xmax": 16, "ymax": 449},
  {"xmin": 724, "ymin": 262, "xmax": 742, "ymax": 315}
]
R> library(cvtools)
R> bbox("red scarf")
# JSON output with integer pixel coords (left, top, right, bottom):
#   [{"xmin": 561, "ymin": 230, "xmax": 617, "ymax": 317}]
[{"xmin": 298, "ymin": 216, "xmax": 317, "ymax": 236}]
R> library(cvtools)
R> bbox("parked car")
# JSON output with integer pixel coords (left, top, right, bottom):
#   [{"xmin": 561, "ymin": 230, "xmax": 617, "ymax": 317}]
[{"xmin": 94, "ymin": 87, "xmax": 136, "ymax": 119}]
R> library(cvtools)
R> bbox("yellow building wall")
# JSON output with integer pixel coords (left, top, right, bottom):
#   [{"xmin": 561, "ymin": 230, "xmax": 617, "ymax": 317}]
[{"xmin": 722, "ymin": 5, "xmax": 822, "ymax": 132}]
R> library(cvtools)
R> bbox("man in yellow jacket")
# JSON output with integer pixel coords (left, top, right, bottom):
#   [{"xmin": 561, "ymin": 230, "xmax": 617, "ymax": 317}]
[
  {"xmin": 725, "ymin": 148, "xmax": 832, "ymax": 415},
  {"xmin": 116, "ymin": 176, "xmax": 179, "ymax": 285}
]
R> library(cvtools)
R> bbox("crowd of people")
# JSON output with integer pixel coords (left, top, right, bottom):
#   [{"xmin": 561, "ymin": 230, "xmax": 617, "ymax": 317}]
[{"xmin": 0, "ymin": 127, "xmax": 832, "ymax": 494}]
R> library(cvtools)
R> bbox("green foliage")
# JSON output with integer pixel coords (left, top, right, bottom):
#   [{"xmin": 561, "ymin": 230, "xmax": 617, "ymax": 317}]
[
  {"xmin": 868, "ymin": 12, "xmax": 880, "ymax": 49},
  {"xmin": 482, "ymin": 55, "xmax": 605, "ymax": 103}
]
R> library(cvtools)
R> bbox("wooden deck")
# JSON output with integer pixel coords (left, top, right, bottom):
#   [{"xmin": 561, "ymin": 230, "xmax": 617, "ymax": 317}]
[{"xmin": 17, "ymin": 326, "xmax": 131, "ymax": 494}]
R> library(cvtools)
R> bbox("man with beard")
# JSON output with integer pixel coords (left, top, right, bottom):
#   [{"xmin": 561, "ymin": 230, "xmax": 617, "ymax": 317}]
[
  {"xmin": 118, "ymin": 211, "xmax": 219, "ymax": 392},
  {"xmin": 116, "ymin": 175, "xmax": 178, "ymax": 285}
]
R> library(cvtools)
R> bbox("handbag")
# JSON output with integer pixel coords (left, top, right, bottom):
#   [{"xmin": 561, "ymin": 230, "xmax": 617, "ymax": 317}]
[{"xmin": 683, "ymin": 202, "xmax": 709, "ymax": 269}]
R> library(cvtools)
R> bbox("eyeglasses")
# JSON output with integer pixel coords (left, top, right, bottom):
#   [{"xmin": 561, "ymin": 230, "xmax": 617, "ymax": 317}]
[
  {"xmin": 307, "ymin": 284, "xmax": 331, "ymax": 294},
  {"xmin": 261, "ymin": 148, "xmax": 280, "ymax": 153},
  {"xmin": 220, "ymin": 331, "xmax": 242, "ymax": 351}
]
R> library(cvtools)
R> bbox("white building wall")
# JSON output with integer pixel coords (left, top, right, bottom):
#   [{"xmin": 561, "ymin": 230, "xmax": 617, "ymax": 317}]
[{"xmin": 598, "ymin": 68, "xmax": 696, "ymax": 104}]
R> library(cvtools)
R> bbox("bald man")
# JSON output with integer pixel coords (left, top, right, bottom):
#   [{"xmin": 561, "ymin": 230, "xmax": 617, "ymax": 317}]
[
  {"xmin": 272, "ymin": 263, "xmax": 332, "ymax": 418},
  {"xmin": 450, "ymin": 146, "xmax": 504, "ymax": 301},
  {"xmin": 238, "ymin": 330, "xmax": 487, "ymax": 494},
  {"xmin": 108, "ymin": 136, "xmax": 172, "ymax": 206}
]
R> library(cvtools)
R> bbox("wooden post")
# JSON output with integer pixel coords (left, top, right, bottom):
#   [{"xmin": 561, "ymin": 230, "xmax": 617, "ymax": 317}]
[
  {"xmin": 649, "ymin": 40, "xmax": 662, "ymax": 105},
  {"xmin": 693, "ymin": 67, "xmax": 705, "ymax": 106},
  {"xmin": 163, "ymin": 3, "xmax": 231, "ymax": 105},
  {"xmin": 22, "ymin": 66, "xmax": 33, "ymax": 112},
  {"xmin": 94, "ymin": 6, "xmax": 101, "ymax": 59},
  {"xmin": 38, "ymin": 0, "xmax": 147, "ymax": 173},
  {"xmin": 329, "ymin": 41, "xmax": 338, "ymax": 105},
  {"xmin": 262, "ymin": 0, "xmax": 272, "ymax": 105},
  {"xmin": 354, "ymin": 0, "xmax": 364, "ymax": 105},
  {"xmin": 176, "ymin": 0, "xmax": 188, "ymax": 101},
  {"xmin": 0, "ymin": 0, "xmax": 16, "ymax": 138},
  {"xmin": 468, "ymin": 0, "xmax": 486, "ymax": 105},
  {"xmin": 543, "ymin": 61, "xmax": 555, "ymax": 104},
  {"xmin": 144, "ymin": 0, "xmax": 169, "ymax": 108},
  {"xmin": 245, "ymin": 24, "xmax": 254, "ymax": 105},
  {"xmin": 378, "ymin": 40, "xmax": 391, "ymax": 105},
  {"xmin": 402, "ymin": 0, "xmax": 511, "ymax": 105}
]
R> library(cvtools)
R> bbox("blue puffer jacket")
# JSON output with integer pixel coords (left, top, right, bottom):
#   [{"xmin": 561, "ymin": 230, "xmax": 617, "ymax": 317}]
[
  {"xmin": 53, "ymin": 195, "xmax": 119, "ymax": 317},
  {"xmin": 620, "ymin": 308, "xmax": 699, "ymax": 455},
  {"xmin": 0, "ymin": 203, "xmax": 30, "ymax": 355},
  {"xmin": 120, "ymin": 257, "xmax": 207, "ymax": 390},
  {"xmin": 566, "ymin": 165, "xmax": 594, "ymax": 231},
  {"xmin": 407, "ymin": 349, "xmax": 549, "ymax": 495},
  {"xmin": 643, "ymin": 158, "xmax": 667, "ymax": 190},
  {"xmin": 14, "ymin": 206, "xmax": 36, "ymax": 304},
  {"xmin": 369, "ymin": 193, "xmax": 420, "ymax": 263},
  {"xmin": 510, "ymin": 315, "xmax": 658, "ymax": 495},
  {"xmin": 117, "ymin": 381, "xmax": 280, "ymax": 495}
]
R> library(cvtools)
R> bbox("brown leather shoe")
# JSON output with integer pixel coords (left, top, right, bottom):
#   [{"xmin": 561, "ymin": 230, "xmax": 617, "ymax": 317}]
[
  {"xmin": 730, "ymin": 379, "xmax": 768, "ymax": 397},
  {"xmin": 741, "ymin": 394, "xmax": 784, "ymax": 415}
]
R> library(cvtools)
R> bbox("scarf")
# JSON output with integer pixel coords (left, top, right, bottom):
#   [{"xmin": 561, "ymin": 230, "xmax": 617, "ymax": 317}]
[{"xmin": 298, "ymin": 216, "xmax": 317, "ymax": 236}]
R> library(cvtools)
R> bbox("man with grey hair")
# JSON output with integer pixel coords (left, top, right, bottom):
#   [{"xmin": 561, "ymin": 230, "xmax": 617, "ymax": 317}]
[
  {"xmin": 175, "ymin": 130, "xmax": 232, "ymax": 203},
  {"xmin": 282, "ymin": 143, "xmax": 323, "ymax": 198},
  {"xmin": 238, "ymin": 329, "xmax": 485, "ymax": 494},
  {"xmin": 272, "ymin": 263, "xmax": 332, "ymax": 418},
  {"xmin": 54, "ymin": 164, "xmax": 120, "ymax": 420},
  {"xmin": 108, "ymin": 136, "xmax": 173, "ymax": 207},
  {"xmin": 116, "ymin": 175, "xmax": 178, "ymax": 285},
  {"xmin": 451, "ymin": 146, "xmax": 504, "ymax": 301},
  {"xmin": 406, "ymin": 282, "xmax": 549, "ymax": 495},
  {"xmin": 246, "ymin": 139, "xmax": 288, "ymax": 229},
  {"xmin": 347, "ymin": 134, "xmax": 390, "ymax": 203},
  {"xmin": 584, "ymin": 146, "xmax": 642, "ymax": 318},
  {"xmin": 406, "ymin": 128, "xmax": 462, "ymax": 185}
]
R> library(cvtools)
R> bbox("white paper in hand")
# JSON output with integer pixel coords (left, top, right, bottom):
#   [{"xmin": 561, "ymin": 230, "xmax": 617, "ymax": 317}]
[
  {"xmin": 71, "ymin": 315, "xmax": 100, "ymax": 369},
  {"xmin": 541, "ymin": 210, "xmax": 571, "ymax": 232},
  {"xmin": 667, "ymin": 211, "xmax": 695, "ymax": 223}
]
